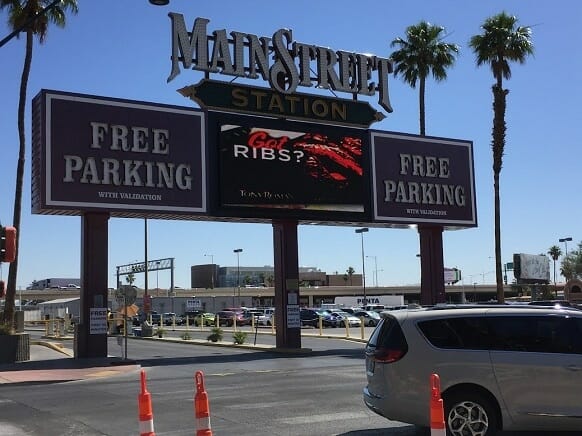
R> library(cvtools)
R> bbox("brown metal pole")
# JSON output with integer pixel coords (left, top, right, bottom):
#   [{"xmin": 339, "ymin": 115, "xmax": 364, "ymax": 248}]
[
  {"xmin": 273, "ymin": 219, "xmax": 301, "ymax": 349},
  {"xmin": 77, "ymin": 212, "xmax": 109, "ymax": 358},
  {"xmin": 418, "ymin": 225, "xmax": 445, "ymax": 305}
]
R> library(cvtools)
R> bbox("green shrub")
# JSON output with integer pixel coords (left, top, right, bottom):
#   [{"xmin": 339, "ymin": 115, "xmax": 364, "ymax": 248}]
[
  {"xmin": 233, "ymin": 330, "xmax": 248, "ymax": 345},
  {"xmin": 155, "ymin": 327, "xmax": 167, "ymax": 338},
  {"xmin": 0, "ymin": 323, "xmax": 13, "ymax": 335},
  {"xmin": 207, "ymin": 327, "xmax": 223, "ymax": 342},
  {"xmin": 180, "ymin": 331, "xmax": 192, "ymax": 340}
]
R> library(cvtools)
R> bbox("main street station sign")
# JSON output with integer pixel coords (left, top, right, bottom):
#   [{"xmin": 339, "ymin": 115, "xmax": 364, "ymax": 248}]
[
  {"xmin": 179, "ymin": 79, "xmax": 385, "ymax": 128},
  {"xmin": 166, "ymin": 15, "xmax": 393, "ymax": 114}
]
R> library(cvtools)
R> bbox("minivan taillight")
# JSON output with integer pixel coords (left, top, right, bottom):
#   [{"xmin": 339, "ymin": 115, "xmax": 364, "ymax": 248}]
[{"xmin": 373, "ymin": 347, "xmax": 406, "ymax": 363}]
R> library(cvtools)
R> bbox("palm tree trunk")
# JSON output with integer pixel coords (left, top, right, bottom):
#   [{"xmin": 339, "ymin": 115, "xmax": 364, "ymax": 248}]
[
  {"xmin": 492, "ymin": 81, "xmax": 508, "ymax": 303},
  {"xmin": 493, "ymin": 170, "xmax": 503, "ymax": 301},
  {"xmin": 3, "ymin": 31, "xmax": 33, "ymax": 326},
  {"xmin": 419, "ymin": 77, "xmax": 426, "ymax": 136}
]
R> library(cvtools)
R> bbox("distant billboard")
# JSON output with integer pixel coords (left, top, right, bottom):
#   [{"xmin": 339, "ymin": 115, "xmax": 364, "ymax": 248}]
[
  {"xmin": 444, "ymin": 267, "xmax": 461, "ymax": 284},
  {"xmin": 513, "ymin": 253, "xmax": 550, "ymax": 283}
]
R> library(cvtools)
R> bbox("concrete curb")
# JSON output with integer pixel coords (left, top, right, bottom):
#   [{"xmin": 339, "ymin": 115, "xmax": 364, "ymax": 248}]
[
  {"xmin": 35, "ymin": 329, "xmax": 366, "ymax": 357},
  {"xmin": 135, "ymin": 336, "xmax": 314, "ymax": 354},
  {"xmin": 32, "ymin": 339, "xmax": 75, "ymax": 357}
]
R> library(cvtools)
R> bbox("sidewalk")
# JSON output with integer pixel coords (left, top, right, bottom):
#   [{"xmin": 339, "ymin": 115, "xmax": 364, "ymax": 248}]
[{"xmin": 0, "ymin": 339, "xmax": 140, "ymax": 385}]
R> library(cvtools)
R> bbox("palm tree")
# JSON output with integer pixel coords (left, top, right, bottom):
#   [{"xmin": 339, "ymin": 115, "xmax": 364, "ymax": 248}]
[
  {"xmin": 390, "ymin": 21, "xmax": 458, "ymax": 305},
  {"xmin": 346, "ymin": 266, "xmax": 355, "ymax": 286},
  {"xmin": 266, "ymin": 275, "xmax": 274, "ymax": 287},
  {"xmin": 547, "ymin": 246, "xmax": 561, "ymax": 297},
  {"xmin": 547, "ymin": 245, "xmax": 562, "ymax": 285},
  {"xmin": 126, "ymin": 272, "xmax": 136, "ymax": 286},
  {"xmin": 390, "ymin": 20, "xmax": 459, "ymax": 135},
  {"xmin": 469, "ymin": 12, "xmax": 534, "ymax": 304},
  {"xmin": 1, "ymin": 0, "xmax": 78, "ymax": 329},
  {"xmin": 561, "ymin": 242, "xmax": 582, "ymax": 282}
]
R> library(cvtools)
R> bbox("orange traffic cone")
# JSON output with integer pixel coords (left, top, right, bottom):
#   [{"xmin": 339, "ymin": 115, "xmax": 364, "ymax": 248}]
[
  {"xmin": 430, "ymin": 373, "xmax": 446, "ymax": 436},
  {"xmin": 138, "ymin": 369, "xmax": 155, "ymax": 436},
  {"xmin": 194, "ymin": 370, "xmax": 213, "ymax": 436}
]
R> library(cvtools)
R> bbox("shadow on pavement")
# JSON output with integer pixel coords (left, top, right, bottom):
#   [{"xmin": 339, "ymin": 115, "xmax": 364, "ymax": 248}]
[{"xmin": 136, "ymin": 346, "xmax": 365, "ymax": 368}]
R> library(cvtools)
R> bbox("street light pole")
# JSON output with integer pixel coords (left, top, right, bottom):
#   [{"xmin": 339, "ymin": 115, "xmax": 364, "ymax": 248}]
[
  {"xmin": 366, "ymin": 255, "xmax": 378, "ymax": 287},
  {"xmin": 144, "ymin": 218, "xmax": 148, "ymax": 297},
  {"xmin": 559, "ymin": 237, "xmax": 573, "ymax": 281},
  {"xmin": 234, "ymin": 249, "xmax": 242, "ymax": 306},
  {"xmin": 155, "ymin": 261, "xmax": 160, "ymax": 292},
  {"xmin": 355, "ymin": 228, "xmax": 369, "ymax": 304},
  {"xmin": 204, "ymin": 253, "xmax": 214, "ymax": 289},
  {"xmin": 559, "ymin": 237, "xmax": 572, "ymax": 257}
]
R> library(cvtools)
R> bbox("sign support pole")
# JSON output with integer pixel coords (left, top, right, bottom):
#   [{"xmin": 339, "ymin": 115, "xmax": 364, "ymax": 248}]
[
  {"xmin": 272, "ymin": 219, "xmax": 301, "ymax": 349},
  {"xmin": 418, "ymin": 225, "xmax": 445, "ymax": 305},
  {"xmin": 77, "ymin": 212, "xmax": 109, "ymax": 358}
]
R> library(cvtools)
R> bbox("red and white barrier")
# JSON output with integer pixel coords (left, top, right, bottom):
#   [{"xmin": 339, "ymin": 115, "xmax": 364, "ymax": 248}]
[
  {"xmin": 430, "ymin": 373, "xmax": 446, "ymax": 436},
  {"xmin": 194, "ymin": 370, "xmax": 212, "ymax": 436},
  {"xmin": 138, "ymin": 369, "xmax": 155, "ymax": 436}
]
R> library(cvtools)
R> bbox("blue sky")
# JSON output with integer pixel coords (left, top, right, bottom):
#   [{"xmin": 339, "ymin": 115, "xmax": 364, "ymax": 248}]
[{"xmin": 1, "ymin": 0, "xmax": 580, "ymax": 290}]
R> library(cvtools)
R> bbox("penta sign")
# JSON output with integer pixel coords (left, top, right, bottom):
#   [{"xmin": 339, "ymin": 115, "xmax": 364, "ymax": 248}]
[{"xmin": 166, "ymin": 15, "xmax": 393, "ymax": 114}]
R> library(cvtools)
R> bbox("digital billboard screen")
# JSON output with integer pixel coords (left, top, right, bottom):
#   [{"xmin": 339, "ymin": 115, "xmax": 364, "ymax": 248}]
[{"xmin": 210, "ymin": 112, "xmax": 369, "ymax": 218}]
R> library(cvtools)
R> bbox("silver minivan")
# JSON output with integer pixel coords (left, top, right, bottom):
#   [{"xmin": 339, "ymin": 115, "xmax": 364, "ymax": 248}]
[{"xmin": 363, "ymin": 305, "xmax": 582, "ymax": 435}]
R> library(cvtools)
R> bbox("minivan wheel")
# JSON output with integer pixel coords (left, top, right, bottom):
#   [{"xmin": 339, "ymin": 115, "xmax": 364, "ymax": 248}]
[{"xmin": 444, "ymin": 391, "xmax": 498, "ymax": 436}]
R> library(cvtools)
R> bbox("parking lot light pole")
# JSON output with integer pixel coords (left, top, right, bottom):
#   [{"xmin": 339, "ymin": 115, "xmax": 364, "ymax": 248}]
[
  {"xmin": 234, "ymin": 249, "xmax": 242, "ymax": 306},
  {"xmin": 204, "ymin": 253, "xmax": 214, "ymax": 289},
  {"xmin": 559, "ymin": 237, "xmax": 572, "ymax": 257},
  {"xmin": 355, "ymin": 228, "xmax": 369, "ymax": 305},
  {"xmin": 366, "ymin": 255, "xmax": 378, "ymax": 288}
]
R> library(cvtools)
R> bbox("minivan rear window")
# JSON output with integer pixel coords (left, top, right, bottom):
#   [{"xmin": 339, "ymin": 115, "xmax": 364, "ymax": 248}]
[{"xmin": 367, "ymin": 316, "xmax": 407, "ymax": 350}]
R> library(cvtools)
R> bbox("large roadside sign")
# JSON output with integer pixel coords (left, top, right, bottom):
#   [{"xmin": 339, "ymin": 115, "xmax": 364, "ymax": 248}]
[
  {"xmin": 32, "ymin": 90, "xmax": 207, "ymax": 219},
  {"xmin": 187, "ymin": 299, "xmax": 202, "ymax": 310},
  {"xmin": 206, "ymin": 111, "xmax": 370, "ymax": 223},
  {"xmin": 370, "ymin": 131, "xmax": 477, "ymax": 228}
]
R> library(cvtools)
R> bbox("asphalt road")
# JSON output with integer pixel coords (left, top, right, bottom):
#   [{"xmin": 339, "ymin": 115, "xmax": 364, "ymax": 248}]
[
  {"xmin": 0, "ymin": 334, "xmax": 424, "ymax": 436},
  {"xmin": 0, "ymin": 332, "xmax": 578, "ymax": 435}
]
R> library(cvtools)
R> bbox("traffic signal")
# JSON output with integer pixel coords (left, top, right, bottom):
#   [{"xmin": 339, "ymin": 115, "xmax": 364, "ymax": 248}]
[{"xmin": 0, "ymin": 226, "xmax": 16, "ymax": 263}]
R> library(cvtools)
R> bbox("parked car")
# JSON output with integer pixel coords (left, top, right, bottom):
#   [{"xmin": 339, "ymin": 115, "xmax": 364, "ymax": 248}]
[
  {"xmin": 300, "ymin": 308, "xmax": 328, "ymax": 327},
  {"xmin": 328, "ymin": 310, "xmax": 362, "ymax": 327},
  {"xmin": 215, "ymin": 309, "xmax": 252, "ymax": 327},
  {"xmin": 257, "ymin": 308, "xmax": 275, "ymax": 326},
  {"xmin": 353, "ymin": 310, "xmax": 381, "ymax": 326},
  {"xmin": 363, "ymin": 304, "xmax": 386, "ymax": 312},
  {"xmin": 528, "ymin": 300, "xmax": 573, "ymax": 307},
  {"xmin": 340, "ymin": 307, "xmax": 358, "ymax": 314},
  {"xmin": 363, "ymin": 304, "xmax": 582, "ymax": 434},
  {"xmin": 185, "ymin": 311, "xmax": 216, "ymax": 326},
  {"xmin": 149, "ymin": 312, "xmax": 161, "ymax": 326},
  {"xmin": 162, "ymin": 312, "xmax": 182, "ymax": 326},
  {"xmin": 243, "ymin": 308, "xmax": 264, "ymax": 325}
]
